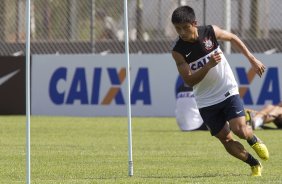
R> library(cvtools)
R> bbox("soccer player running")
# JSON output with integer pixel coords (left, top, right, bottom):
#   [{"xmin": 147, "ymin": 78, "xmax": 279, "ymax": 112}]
[{"xmin": 171, "ymin": 6, "xmax": 269, "ymax": 176}]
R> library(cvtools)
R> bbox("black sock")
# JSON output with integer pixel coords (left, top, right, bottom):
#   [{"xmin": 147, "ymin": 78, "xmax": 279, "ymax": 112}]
[
  {"xmin": 247, "ymin": 135, "xmax": 258, "ymax": 146},
  {"xmin": 245, "ymin": 153, "xmax": 260, "ymax": 166}
]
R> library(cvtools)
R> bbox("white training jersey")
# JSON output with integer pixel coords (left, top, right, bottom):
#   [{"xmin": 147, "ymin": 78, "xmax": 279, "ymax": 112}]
[
  {"xmin": 192, "ymin": 47, "xmax": 238, "ymax": 107},
  {"xmin": 172, "ymin": 25, "xmax": 239, "ymax": 108},
  {"xmin": 175, "ymin": 88, "xmax": 203, "ymax": 131}
]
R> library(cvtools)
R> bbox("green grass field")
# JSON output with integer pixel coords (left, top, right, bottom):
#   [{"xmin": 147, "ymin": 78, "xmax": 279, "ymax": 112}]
[{"xmin": 0, "ymin": 116, "xmax": 281, "ymax": 184}]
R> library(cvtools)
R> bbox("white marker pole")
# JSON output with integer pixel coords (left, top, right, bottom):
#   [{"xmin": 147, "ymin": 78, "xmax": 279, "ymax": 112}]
[
  {"xmin": 123, "ymin": 0, "xmax": 133, "ymax": 176},
  {"xmin": 25, "ymin": 0, "xmax": 31, "ymax": 183},
  {"xmin": 224, "ymin": 0, "xmax": 231, "ymax": 54}
]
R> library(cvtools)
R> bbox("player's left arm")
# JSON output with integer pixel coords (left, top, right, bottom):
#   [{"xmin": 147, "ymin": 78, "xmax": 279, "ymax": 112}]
[{"xmin": 212, "ymin": 25, "xmax": 265, "ymax": 77}]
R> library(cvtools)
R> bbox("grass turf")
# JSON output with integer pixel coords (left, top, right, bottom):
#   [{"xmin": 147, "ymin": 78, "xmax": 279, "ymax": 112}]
[{"xmin": 0, "ymin": 116, "xmax": 281, "ymax": 183}]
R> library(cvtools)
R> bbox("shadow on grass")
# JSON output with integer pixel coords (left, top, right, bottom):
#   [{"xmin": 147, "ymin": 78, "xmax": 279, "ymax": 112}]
[
  {"xmin": 139, "ymin": 173, "xmax": 244, "ymax": 179},
  {"xmin": 89, "ymin": 173, "xmax": 244, "ymax": 180},
  {"xmin": 143, "ymin": 130, "xmax": 209, "ymax": 133},
  {"xmin": 260, "ymin": 125, "xmax": 281, "ymax": 130}
]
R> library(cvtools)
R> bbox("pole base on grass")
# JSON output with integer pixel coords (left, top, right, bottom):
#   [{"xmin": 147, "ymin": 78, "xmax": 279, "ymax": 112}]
[{"xmin": 128, "ymin": 161, "xmax": 133, "ymax": 176}]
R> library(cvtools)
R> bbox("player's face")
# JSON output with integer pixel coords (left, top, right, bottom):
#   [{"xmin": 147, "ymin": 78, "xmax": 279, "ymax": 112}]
[{"xmin": 173, "ymin": 22, "xmax": 197, "ymax": 42}]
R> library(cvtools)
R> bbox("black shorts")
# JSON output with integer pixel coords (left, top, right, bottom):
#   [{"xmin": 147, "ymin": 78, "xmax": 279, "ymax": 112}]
[{"xmin": 199, "ymin": 95, "xmax": 245, "ymax": 136}]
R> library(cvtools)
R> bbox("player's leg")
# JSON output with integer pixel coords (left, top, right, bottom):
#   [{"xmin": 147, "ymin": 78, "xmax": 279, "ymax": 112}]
[
  {"xmin": 246, "ymin": 105, "xmax": 281, "ymax": 129},
  {"xmin": 229, "ymin": 116, "xmax": 253, "ymax": 140},
  {"xmin": 215, "ymin": 123, "xmax": 262, "ymax": 176},
  {"xmin": 224, "ymin": 95, "xmax": 269, "ymax": 161},
  {"xmin": 199, "ymin": 99, "xmax": 262, "ymax": 176},
  {"xmin": 266, "ymin": 105, "xmax": 282, "ymax": 120},
  {"xmin": 252, "ymin": 105, "xmax": 276, "ymax": 128},
  {"xmin": 215, "ymin": 123, "xmax": 248, "ymax": 160},
  {"xmin": 261, "ymin": 105, "xmax": 282, "ymax": 129},
  {"xmin": 229, "ymin": 115, "xmax": 269, "ymax": 161},
  {"xmin": 250, "ymin": 104, "xmax": 282, "ymax": 127}
]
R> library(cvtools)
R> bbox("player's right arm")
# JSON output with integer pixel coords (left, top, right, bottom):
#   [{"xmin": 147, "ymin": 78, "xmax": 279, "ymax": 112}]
[{"xmin": 172, "ymin": 51, "xmax": 220, "ymax": 87}]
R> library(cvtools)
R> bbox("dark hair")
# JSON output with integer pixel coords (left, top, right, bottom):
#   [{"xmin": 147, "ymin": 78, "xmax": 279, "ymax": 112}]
[
  {"xmin": 171, "ymin": 6, "xmax": 196, "ymax": 24},
  {"xmin": 274, "ymin": 114, "xmax": 282, "ymax": 128}
]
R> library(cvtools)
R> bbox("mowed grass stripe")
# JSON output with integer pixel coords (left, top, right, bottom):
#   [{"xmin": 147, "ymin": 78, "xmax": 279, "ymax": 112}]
[{"xmin": 0, "ymin": 116, "xmax": 281, "ymax": 183}]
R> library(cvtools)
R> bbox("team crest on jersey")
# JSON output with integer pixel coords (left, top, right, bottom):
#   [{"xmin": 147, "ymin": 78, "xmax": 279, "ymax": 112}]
[{"xmin": 203, "ymin": 37, "xmax": 214, "ymax": 50}]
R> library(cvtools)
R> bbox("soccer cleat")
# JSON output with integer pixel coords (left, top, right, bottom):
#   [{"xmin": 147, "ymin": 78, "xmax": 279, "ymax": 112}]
[
  {"xmin": 245, "ymin": 110, "xmax": 251, "ymax": 122},
  {"xmin": 251, "ymin": 141, "xmax": 269, "ymax": 161},
  {"xmin": 251, "ymin": 162, "xmax": 262, "ymax": 176},
  {"xmin": 245, "ymin": 109, "xmax": 256, "ymax": 129}
]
